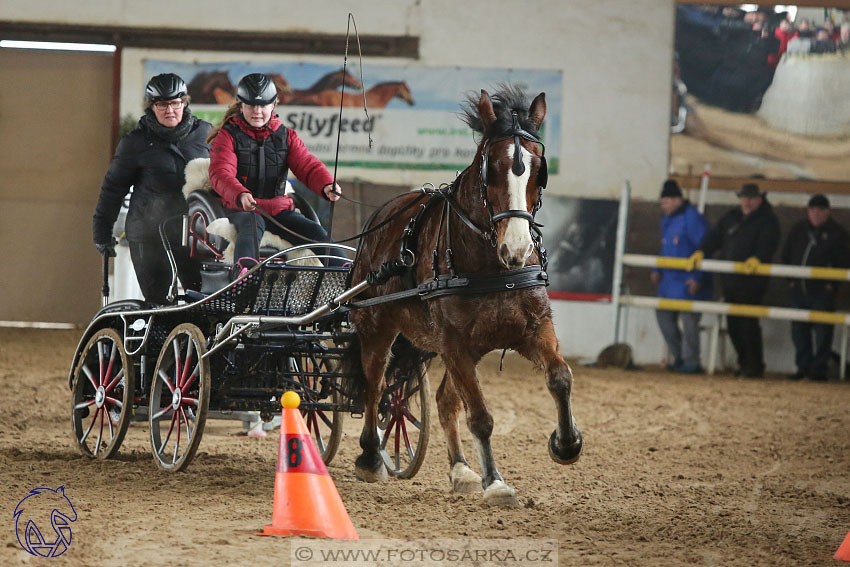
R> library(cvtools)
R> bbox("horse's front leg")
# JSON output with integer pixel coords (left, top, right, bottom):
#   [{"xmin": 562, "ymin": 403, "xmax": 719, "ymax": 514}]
[
  {"xmin": 353, "ymin": 330, "xmax": 397, "ymax": 483},
  {"xmin": 519, "ymin": 318, "xmax": 583, "ymax": 464},
  {"xmin": 445, "ymin": 354, "xmax": 518, "ymax": 506},
  {"xmin": 436, "ymin": 370, "xmax": 482, "ymax": 493}
]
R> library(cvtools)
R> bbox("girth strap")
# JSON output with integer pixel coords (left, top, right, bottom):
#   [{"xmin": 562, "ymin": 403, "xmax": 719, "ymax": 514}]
[{"xmin": 350, "ymin": 265, "xmax": 548, "ymax": 309}]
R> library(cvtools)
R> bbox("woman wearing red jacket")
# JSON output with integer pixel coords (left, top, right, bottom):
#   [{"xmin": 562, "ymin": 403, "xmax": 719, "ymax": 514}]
[{"xmin": 208, "ymin": 73, "xmax": 345, "ymax": 275}]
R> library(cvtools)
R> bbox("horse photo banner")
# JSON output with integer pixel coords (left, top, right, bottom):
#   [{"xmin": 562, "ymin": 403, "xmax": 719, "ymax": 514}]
[{"xmin": 144, "ymin": 60, "xmax": 562, "ymax": 173}]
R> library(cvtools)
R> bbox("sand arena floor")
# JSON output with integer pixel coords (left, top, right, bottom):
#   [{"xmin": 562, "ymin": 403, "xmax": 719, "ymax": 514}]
[{"xmin": 1, "ymin": 328, "xmax": 849, "ymax": 566}]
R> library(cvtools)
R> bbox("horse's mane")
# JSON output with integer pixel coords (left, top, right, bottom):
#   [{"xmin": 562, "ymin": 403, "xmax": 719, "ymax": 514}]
[{"xmin": 459, "ymin": 84, "xmax": 540, "ymax": 140}]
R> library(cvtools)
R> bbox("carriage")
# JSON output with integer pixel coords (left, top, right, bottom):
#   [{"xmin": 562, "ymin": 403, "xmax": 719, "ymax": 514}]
[
  {"xmin": 69, "ymin": 86, "xmax": 582, "ymax": 505},
  {"xmin": 68, "ymin": 190, "xmax": 430, "ymax": 476}
]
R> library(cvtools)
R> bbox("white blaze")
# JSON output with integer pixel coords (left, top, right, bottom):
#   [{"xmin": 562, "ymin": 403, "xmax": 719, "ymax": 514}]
[{"xmin": 502, "ymin": 143, "xmax": 534, "ymax": 263}]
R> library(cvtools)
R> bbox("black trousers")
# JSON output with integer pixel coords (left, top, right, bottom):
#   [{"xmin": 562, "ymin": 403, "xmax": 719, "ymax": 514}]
[
  {"xmin": 789, "ymin": 286, "xmax": 835, "ymax": 379},
  {"xmin": 724, "ymin": 287, "xmax": 766, "ymax": 376},
  {"xmin": 128, "ymin": 240, "xmax": 200, "ymax": 304}
]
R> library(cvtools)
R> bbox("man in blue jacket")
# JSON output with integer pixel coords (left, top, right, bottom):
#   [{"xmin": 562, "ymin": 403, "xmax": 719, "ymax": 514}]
[{"xmin": 651, "ymin": 180, "xmax": 712, "ymax": 373}]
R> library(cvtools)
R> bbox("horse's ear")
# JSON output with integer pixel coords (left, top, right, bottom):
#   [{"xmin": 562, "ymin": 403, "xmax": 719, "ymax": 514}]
[
  {"xmin": 478, "ymin": 90, "xmax": 497, "ymax": 127},
  {"xmin": 528, "ymin": 92, "xmax": 546, "ymax": 130}
]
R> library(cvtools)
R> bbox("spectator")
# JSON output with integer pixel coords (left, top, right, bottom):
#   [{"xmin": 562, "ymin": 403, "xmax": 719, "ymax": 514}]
[
  {"xmin": 769, "ymin": 19, "xmax": 795, "ymax": 66},
  {"xmin": 781, "ymin": 194, "xmax": 850, "ymax": 381},
  {"xmin": 692, "ymin": 183, "xmax": 780, "ymax": 378},
  {"xmin": 810, "ymin": 27, "xmax": 837, "ymax": 53},
  {"xmin": 837, "ymin": 22, "xmax": 850, "ymax": 53},
  {"xmin": 824, "ymin": 19, "xmax": 840, "ymax": 42},
  {"xmin": 795, "ymin": 19, "xmax": 814, "ymax": 38},
  {"xmin": 651, "ymin": 180, "xmax": 712, "ymax": 373}
]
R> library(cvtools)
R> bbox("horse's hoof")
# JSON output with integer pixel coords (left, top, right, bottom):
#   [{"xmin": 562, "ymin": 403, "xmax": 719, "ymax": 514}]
[
  {"xmin": 549, "ymin": 428, "xmax": 582, "ymax": 465},
  {"xmin": 482, "ymin": 480, "xmax": 519, "ymax": 507},
  {"xmin": 355, "ymin": 453, "xmax": 388, "ymax": 482},
  {"xmin": 355, "ymin": 463, "xmax": 388, "ymax": 482},
  {"xmin": 449, "ymin": 462, "xmax": 482, "ymax": 493}
]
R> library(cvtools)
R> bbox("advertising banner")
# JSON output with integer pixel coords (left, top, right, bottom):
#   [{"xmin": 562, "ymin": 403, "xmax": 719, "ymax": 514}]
[{"xmin": 144, "ymin": 60, "xmax": 561, "ymax": 172}]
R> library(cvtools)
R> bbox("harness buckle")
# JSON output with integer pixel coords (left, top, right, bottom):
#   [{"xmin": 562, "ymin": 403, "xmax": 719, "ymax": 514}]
[{"xmin": 400, "ymin": 249, "xmax": 416, "ymax": 267}]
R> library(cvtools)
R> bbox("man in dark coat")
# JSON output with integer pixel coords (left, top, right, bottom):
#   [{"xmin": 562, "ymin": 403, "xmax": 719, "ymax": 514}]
[
  {"xmin": 781, "ymin": 194, "xmax": 850, "ymax": 380},
  {"xmin": 696, "ymin": 183, "xmax": 780, "ymax": 377}
]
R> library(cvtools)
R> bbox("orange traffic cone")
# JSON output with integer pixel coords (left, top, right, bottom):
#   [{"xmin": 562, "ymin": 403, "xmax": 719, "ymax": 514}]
[
  {"xmin": 836, "ymin": 530, "xmax": 850, "ymax": 561},
  {"xmin": 258, "ymin": 391, "xmax": 358, "ymax": 540}
]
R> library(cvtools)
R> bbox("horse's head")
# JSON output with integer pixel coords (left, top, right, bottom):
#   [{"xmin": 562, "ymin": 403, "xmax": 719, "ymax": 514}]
[
  {"xmin": 393, "ymin": 82, "xmax": 416, "ymax": 105},
  {"xmin": 269, "ymin": 73, "xmax": 294, "ymax": 97},
  {"xmin": 462, "ymin": 86, "xmax": 548, "ymax": 269}
]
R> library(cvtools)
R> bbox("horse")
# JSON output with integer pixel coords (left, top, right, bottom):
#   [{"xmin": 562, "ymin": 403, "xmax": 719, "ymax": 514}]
[
  {"xmin": 345, "ymin": 85, "xmax": 582, "ymax": 506},
  {"xmin": 281, "ymin": 69, "xmax": 364, "ymax": 106},
  {"xmin": 186, "ymin": 71, "xmax": 236, "ymax": 105},
  {"xmin": 304, "ymin": 81, "xmax": 415, "ymax": 108}
]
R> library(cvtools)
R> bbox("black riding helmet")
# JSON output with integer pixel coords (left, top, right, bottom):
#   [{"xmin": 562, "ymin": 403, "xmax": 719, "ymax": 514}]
[
  {"xmin": 237, "ymin": 73, "xmax": 278, "ymax": 106},
  {"xmin": 145, "ymin": 73, "xmax": 188, "ymax": 102}
]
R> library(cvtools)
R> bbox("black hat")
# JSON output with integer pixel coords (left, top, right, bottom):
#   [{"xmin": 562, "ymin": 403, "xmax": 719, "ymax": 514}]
[
  {"xmin": 737, "ymin": 183, "xmax": 764, "ymax": 198},
  {"xmin": 145, "ymin": 73, "xmax": 187, "ymax": 102},
  {"xmin": 660, "ymin": 179, "xmax": 683, "ymax": 198},
  {"xmin": 808, "ymin": 194, "xmax": 830, "ymax": 208},
  {"xmin": 236, "ymin": 73, "xmax": 278, "ymax": 106}
]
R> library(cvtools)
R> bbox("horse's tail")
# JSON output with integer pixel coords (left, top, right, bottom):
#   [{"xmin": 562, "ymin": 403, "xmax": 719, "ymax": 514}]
[
  {"xmin": 337, "ymin": 333, "xmax": 435, "ymax": 409},
  {"xmin": 385, "ymin": 334, "xmax": 436, "ymax": 387},
  {"xmin": 338, "ymin": 333, "xmax": 367, "ymax": 410}
]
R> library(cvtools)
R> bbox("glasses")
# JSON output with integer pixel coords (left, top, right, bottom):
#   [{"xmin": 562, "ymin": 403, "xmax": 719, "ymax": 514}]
[{"xmin": 153, "ymin": 100, "xmax": 185, "ymax": 111}]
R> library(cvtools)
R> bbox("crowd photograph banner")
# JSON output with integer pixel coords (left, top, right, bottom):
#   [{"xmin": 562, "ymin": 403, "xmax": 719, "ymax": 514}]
[
  {"xmin": 671, "ymin": 3, "xmax": 850, "ymax": 183},
  {"xmin": 144, "ymin": 60, "xmax": 562, "ymax": 173}
]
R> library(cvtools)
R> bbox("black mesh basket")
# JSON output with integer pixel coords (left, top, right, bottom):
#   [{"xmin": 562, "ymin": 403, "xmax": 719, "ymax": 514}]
[{"xmin": 253, "ymin": 264, "xmax": 349, "ymax": 315}]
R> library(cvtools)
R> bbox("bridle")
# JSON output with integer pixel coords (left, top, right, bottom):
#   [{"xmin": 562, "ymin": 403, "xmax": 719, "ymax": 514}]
[
  {"xmin": 479, "ymin": 111, "xmax": 548, "ymax": 238},
  {"xmin": 438, "ymin": 111, "xmax": 549, "ymax": 269}
]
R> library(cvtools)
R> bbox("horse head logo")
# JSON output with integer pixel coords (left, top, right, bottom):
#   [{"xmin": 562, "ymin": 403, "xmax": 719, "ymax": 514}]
[{"xmin": 13, "ymin": 486, "xmax": 77, "ymax": 557}]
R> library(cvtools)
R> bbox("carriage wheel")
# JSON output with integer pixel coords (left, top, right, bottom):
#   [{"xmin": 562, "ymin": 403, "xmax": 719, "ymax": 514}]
[
  {"xmin": 292, "ymin": 352, "xmax": 344, "ymax": 465},
  {"xmin": 148, "ymin": 323, "xmax": 210, "ymax": 472},
  {"xmin": 71, "ymin": 328, "xmax": 135, "ymax": 459},
  {"xmin": 377, "ymin": 366, "xmax": 431, "ymax": 478}
]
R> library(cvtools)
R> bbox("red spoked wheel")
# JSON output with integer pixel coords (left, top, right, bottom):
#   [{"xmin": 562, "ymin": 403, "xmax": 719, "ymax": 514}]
[
  {"xmin": 71, "ymin": 328, "xmax": 135, "ymax": 459},
  {"xmin": 148, "ymin": 323, "xmax": 210, "ymax": 472},
  {"xmin": 292, "ymin": 351, "xmax": 344, "ymax": 465},
  {"xmin": 377, "ymin": 366, "xmax": 431, "ymax": 478}
]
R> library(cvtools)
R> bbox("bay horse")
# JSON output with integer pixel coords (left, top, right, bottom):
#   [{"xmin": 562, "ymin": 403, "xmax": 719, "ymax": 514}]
[
  {"xmin": 346, "ymin": 85, "xmax": 582, "ymax": 506},
  {"xmin": 306, "ymin": 81, "xmax": 415, "ymax": 108},
  {"xmin": 281, "ymin": 69, "xmax": 363, "ymax": 105}
]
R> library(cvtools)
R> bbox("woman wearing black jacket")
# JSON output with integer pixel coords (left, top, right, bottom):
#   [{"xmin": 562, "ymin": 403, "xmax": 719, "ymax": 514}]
[{"xmin": 92, "ymin": 74, "xmax": 213, "ymax": 304}]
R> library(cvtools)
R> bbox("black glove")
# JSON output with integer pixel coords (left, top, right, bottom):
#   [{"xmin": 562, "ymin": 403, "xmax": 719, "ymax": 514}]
[{"xmin": 95, "ymin": 240, "xmax": 117, "ymax": 258}]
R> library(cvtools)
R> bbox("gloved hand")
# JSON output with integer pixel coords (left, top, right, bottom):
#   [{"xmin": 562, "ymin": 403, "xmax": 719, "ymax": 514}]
[
  {"xmin": 742, "ymin": 256, "xmax": 761, "ymax": 274},
  {"xmin": 255, "ymin": 196, "xmax": 294, "ymax": 216},
  {"xmin": 95, "ymin": 239, "xmax": 116, "ymax": 258},
  {"xmin": 685, "ymin": 250, "xmax": 704, "ymax": 271}
]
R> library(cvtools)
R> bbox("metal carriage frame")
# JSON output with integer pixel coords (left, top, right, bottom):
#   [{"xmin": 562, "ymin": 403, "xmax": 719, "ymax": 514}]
[{"xmin": 69, "ymin": 242, "xmax": 431, "ymax": 477}]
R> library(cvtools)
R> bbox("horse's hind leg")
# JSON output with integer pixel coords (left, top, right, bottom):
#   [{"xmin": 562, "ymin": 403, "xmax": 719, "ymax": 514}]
[
  {"xmin": 519, "ymin": 319, "xmax": 583, "ymax": 464},
  {"xmin": 353, "ymin": 329, "xmax": 397, "ymax": 483},
  {"xmin": 436, "ymin": 370, "xmax": 482, "ymax": 493},
  {"xmin": 445, "ymin": 354, "xmax": 518, "ymax": 506}
]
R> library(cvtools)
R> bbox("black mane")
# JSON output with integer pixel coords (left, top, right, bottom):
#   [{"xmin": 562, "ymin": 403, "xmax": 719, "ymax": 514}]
[{"xmin": 459, "ymin": 84, "xmax": 540, "ymax": 140}]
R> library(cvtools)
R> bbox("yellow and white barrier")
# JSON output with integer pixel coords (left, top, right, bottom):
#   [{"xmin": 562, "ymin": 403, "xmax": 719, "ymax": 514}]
[
  {"xmin": 623, "ymin": 253, "xmax": 850, "ymax": 282},
  {"xmin": 611, "ymin": 182, "xmax": 849, "ymax": 379},
  {"xmin": 617, "ymin": 257, "xmax": 850, "ymax": 379}
]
